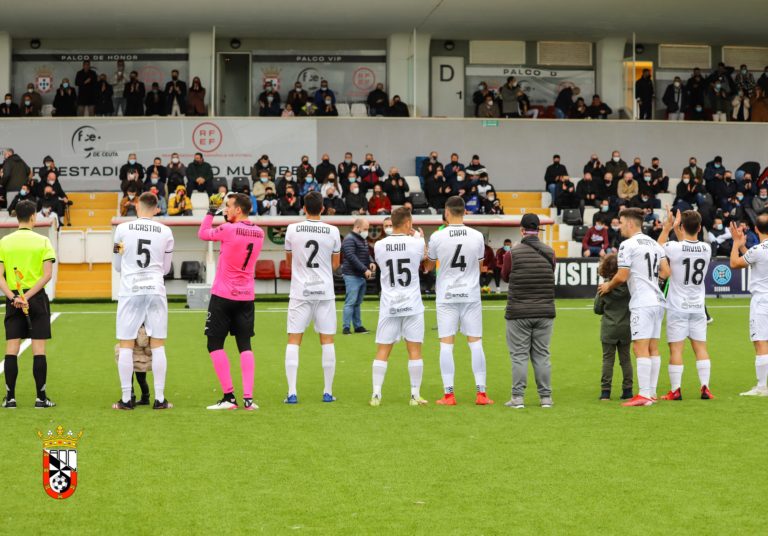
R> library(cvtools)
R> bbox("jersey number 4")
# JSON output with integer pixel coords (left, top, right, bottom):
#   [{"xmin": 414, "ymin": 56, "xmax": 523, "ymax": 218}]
[
  {"xmin": 644, "ymin": 252, "xmax": 659, "ymax": 279},
  {"xmin": 450, "ymin": 244, "xmax": 467, "ymax": 272},
  {"xmin": 385, "ymin": 258, "xmax": 412, "ymax": 287}
]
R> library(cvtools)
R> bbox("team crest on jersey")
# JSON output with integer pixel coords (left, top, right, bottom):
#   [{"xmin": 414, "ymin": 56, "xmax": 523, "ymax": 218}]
[{"xmin": 37, "ymin": 426, "xmax": 83, "ymax": 500}]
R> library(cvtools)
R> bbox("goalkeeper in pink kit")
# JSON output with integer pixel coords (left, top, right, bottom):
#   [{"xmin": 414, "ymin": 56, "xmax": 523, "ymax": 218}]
[{"xmin": 198, "ymin": 193, "xmax": 265, "ymax": 410}]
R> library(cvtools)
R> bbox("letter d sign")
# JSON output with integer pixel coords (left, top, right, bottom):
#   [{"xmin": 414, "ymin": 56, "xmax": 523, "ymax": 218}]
[{"xmin": 440, "ymin": 65, "xmax": 454, "ymax": 82}]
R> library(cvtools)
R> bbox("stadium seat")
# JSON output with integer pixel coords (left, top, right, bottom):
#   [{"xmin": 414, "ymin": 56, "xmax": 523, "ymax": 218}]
[
  {"xmin": 404, "ymin": 175, "xmax": 422, "ymax": 193},
  {"xmin": 562, "ymin": 208, "xmax": 582, "ymax": 226},
  {"xmin": 572, "ymin": 225, "xmax": 588, "ymax": 242},
  {"xmin": 255, "ymin": 260, "xmax": 276, "ymax": 280},
  {"xmin": 212, "ymin": 177, "xmax": 228, "ymax": 191},
  {"xmin": 164, "ymin": 262, "xmax": 174, "ymax": 280},
  {"xmin": 409, "ymin": 192, "xmax": 428, "ymax": 208},
  {"xmin": 412, "ymin": 207, "xmax": 431, "ymax": 215},
  {"xmin": 336, "ymin": 103, "xmax": 350, "ymax": 116},
  {"xmin": 558, "ymin": 224, "xmax": 573, "ymax": 241},
  {"xmin": 350, "ymin": 103, "xmax": 368, "ymax": 117},
  {"xmin": 657, "ymin": 192, "xmax": 674, "ymax": 208},
  {"xmin": 180, "ymin": 261, "xmax": 202, "ymax": 282},
  {"xmin": 85, "ymin": 230, "xmax": 114, "ymax": 263},
  {"xmin": 583, "ymin": 207, "xmax": 598, "ymax": 225},
  {"xmin": 567, "ymin": 241, "xmax": 583, "ymax": 257},
  {"xmin": 667, "ymin": 178, "xmax": 681, "ymax": 192},
  {"xmin": 278, "ymin": 260, "xmax": 291, "ymax": 280},
  {"xmin": 58, "ymin": 231, "xmax": 85, "ymax": 264},
  {"xmin": 231, "ymin": 177, "xmax": 250, "ymax": 193}
]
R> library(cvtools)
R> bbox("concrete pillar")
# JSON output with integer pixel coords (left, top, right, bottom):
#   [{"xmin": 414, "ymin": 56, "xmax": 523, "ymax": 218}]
[
  {"xmin": 412, "ymin": 32, "xmax": 431, "ymax": 117},
  {"xmin": 596, "ymin": 37, "xmax": 626, "ymax": 118},
  {"xmin": 189, "ymin": 31, "xmax": 214, "ymax": 112},
  {"xmin": 387, "ymin": 32, "xmax": 431, "ymax": 117},
  {"xmin": 0, "ymin": 32, "xmax": 11, "ymax": 97}
]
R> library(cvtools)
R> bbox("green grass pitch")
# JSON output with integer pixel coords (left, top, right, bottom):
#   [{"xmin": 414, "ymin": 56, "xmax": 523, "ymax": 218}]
[{"xmin": 0, "ymin": 298, "xmax": 763, "ymax": 535}]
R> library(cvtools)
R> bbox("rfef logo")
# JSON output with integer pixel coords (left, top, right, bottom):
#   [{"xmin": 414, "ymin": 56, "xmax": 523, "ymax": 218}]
[
  {"xmin": 352, "ymin": 67, "xmax": 375, "ymax": 91},
  {"xmin": 37, "ymin": 426, "xmax": 83, "ymax": 500},
  {"xmin": 193, "ymin": 122, "xmax": 223, "ymax": 153}
]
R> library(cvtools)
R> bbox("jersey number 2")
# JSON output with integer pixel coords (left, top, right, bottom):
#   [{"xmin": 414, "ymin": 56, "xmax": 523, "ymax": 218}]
[
  {"xmin": 137, "ymin": 239, "xmax": 151, "ymax": 268},
  {"xmin": 305, "ymin": 240, "xmax": 319, "ymax": 268}
]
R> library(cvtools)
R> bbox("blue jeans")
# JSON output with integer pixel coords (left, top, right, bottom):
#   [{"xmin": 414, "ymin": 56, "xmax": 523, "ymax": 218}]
[
  {"xmin": 343, "ymin": 275, "xmax": 366, "ymax": 329},
  {"xmin": 554, "ymin": 108, "xmax": 567, "ymax": 119}
]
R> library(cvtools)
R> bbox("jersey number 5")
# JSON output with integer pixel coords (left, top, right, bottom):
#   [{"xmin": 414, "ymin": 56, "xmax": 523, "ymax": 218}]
[{"xmin": 137, "ymin": 239, "xmax": 151, "ymax": 268}]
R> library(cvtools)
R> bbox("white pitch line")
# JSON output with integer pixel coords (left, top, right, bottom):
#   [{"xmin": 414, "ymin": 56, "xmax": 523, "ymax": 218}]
[{"xmin": 0, "ymin": 312, "xmax": 60, "ymax": 376}]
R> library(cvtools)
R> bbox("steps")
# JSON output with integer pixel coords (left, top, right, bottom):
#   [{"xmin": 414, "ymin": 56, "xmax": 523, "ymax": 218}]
[
  {"xmin": 497, "ymin": 191, "xmax": 543, "ymax": 208},
  {"xmin": 68, "ymin": 193, "xmax": 118, "ymax": 229},
  {"xmin": 55, "ymin": 263, "xmax": 112, "ymax": 299}
]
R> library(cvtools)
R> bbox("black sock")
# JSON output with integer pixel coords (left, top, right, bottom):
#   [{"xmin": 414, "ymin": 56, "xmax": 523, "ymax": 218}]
[
  {"xmin": 32, "ymin": 355, "xmax": 47, "ymax": 400},
  {"xmin": 224, "ymin": 392, "xmax": 236, "ymax": 403},
  {"xmin": 135, "ymin": 372, "xmax": 149, "ymax": 397},
  {"xmin": 4, "ymin": 355, "xmax": 18, "ymax": 400}
]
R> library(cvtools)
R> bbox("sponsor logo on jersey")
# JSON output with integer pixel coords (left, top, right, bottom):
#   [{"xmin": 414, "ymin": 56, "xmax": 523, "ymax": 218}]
[{"xmin": 303, "ymin": 289, "xmax": 326, "ymax": 297}]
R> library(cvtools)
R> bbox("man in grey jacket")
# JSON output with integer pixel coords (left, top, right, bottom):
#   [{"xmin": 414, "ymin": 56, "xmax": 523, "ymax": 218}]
[{"xmin": 501, "ymin": 213, "xmax": 556, "ymax": 408}]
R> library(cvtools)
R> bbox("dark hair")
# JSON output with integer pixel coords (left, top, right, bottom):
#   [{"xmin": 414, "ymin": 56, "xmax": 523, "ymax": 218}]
[
  {"xmin": 15, "ymin": 200, "xmax": 37, "ymax": 222},
  {"xmin": 304, "ymin": 191, "xmax": 323, "ymax": 215},
  {"xmin": 598, "ymin": 253, "xmax": 619, "ymax": 280},
  {"xmin": 619, "ymin": 207, "xmax": 644, "ymax": 226},
  {"xmin": 445, "ymin": 196, "xmax": 465, "ymax": 217},
  {"xmin": 139, "ymin": 192, "xmax": 158, "ymax": 210},
  {"xmin": 757, "ymin": 213, "xmax": 768, "ymax": 235},
  {"xmin": 680, "ymin": 210, "xmax": 701, "ymax": 235},
  {"xmin": 194, "ymin": 152, "xmax": 203, "ymax": 158},
  {"xmin": 230, "ymin": 193, "xmax": 251, "ymax": 214},
  {"xmin": 390, "ymin": 206, "xmax": 412, "ymax": 228},
  {"xmin": 126, "ymin": 183, "xmax": 139, "ymax": 193}
]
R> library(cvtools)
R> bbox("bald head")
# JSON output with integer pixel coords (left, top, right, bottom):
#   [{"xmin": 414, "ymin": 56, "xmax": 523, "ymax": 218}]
[{"xmin": 353, "ymin": 218, "xmax": 369, "ymax": 233}]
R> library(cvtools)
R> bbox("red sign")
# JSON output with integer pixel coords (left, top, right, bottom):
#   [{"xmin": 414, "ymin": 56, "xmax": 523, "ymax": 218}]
[
  {"xmin": 192, "ymin": 122, "xmax": 223, "ymax": 153},
  {"xmin": 352, "ymin": 67, "xmax": 376, "ymax": 91}
]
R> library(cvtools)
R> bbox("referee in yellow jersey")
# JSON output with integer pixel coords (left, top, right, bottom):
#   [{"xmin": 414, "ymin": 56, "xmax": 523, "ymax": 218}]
[{"xmin": 0, "ymin": 200, "xmax": 57, "ymax": 408}]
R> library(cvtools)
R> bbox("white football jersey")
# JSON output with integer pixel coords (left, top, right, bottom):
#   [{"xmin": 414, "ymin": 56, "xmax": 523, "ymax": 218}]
[
  {"xmin": 664, "ymin": 240, "xmax": 711, "ymax": 313},
  {"xmin": 427, "ymin": 224, "xmax": 485, "ymax": 304},
  {"xmin": 374, "ymin": 234, "xmax": 425, "ymax": 317},
  {"xmin": 114, "ymin": 218, "xmax": 174, "ymax": 297},
  {"xmin": 285, "ymin": 219, "xmax": 341, "ymax": 301},
  {"xmin": 616, "ymin": 232, "xmax": 666, "ymax": 308},
  {"xmin": 743, "ymin": 239, "xmax": 768, "ymax": 296}
]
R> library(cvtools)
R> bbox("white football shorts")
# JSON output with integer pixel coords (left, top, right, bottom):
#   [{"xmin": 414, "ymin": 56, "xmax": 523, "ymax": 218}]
[
  {"xmin": 629, "ymin": 305, "xmax": 664, "ymax": 341},
  {"xmin": 287, "ymin": 299, "xmax": 337, "ymax": 335},
  {"xmin": 375, "ymin": 313, "xmax": 425, "ymax": 344},
  {"xmin": 749, "ymin": 296, "xmax": 768, "ymax": 342},
  {"xmin": 116, "ymin": 295, "xmax": 168, "ymax": 341},
  {"xmin": 436, "ymin": 301, "xmax": 483, "ymax": 339},
  {"xmin": 666, "ymin": 309, "xmax": 707, "ymax": 343}
]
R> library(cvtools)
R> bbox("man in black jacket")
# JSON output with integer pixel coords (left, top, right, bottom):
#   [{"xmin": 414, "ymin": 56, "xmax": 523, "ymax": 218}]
[
  {"xmin": 544, "ymin": 154, "xmax": 568, "ymax": 203},
  {"xmin": 367, "ymin": 83, "xmax": 388, "ymax": 116},
  {"xmin": 635, "ymin": 69, "xmax": 655, "ymax": 119},
  {"xmin": 165, "ymin": 70, "xmax": 187, "ymax": 116},
  {"xmin": 124, "ymin": 72, "xmax": 145, "ymax": 116},
  {"xmin": 75, "ymin": 60, "xmax": 98, "ymax": 116},
  {"xmin": 341, "ymin": 219, "xmax": 375, "ymax": 335}
]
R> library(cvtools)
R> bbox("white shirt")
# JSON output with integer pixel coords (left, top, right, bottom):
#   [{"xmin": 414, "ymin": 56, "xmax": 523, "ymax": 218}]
[
  {"xmin": 285, "ymin": 219, "xmax": 341, "ymax": 301},
  {"xmin": 664, "ymin": 240, "xmax": 711, "ymax": 312},
  {"xmin": 617, "ymin": 232, "xmax": 666, "ymax": 308},
  {"xmin": 113, "ymin": 218, "xmax": 174, "ymax": 297},
  {"xmin": 427, "ymin": 224, "xmax": 485, "ymax": 304},
  {"xmin": 374, "ymin": 234, "xmax": 425, "ymax": 317},
  {"xmin": 744, "ymin": 239, "xmax": 768, "ymax": 296}
]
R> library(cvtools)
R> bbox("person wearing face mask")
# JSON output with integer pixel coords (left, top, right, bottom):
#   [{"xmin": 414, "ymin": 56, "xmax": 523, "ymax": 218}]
[
  {"xmin": 638, "ymin": 171, "xmax": 660, "ymax": 208},
  {"xmin": 337, "ymin": 152, "xmax": 357, "ymax": 182},
  {"xmin": 186, "ymin": 152, "xmax": 214, "ymax": 194},
  {"xmin": 275, "ymin": 171, "xmax": 295, "ymax": 198},
  {"xmin": 315, "ymin": 154, "xmax": 335, "ymax": 184},
  {"xmin": 167, "ymin": 185, "xmax": 193, "ymax": 216},
  {"xmin": 252, "ymin": 171, "xmax": 276, "ymax": 201},
  {"xmin": 424, "ymin": 167, "xmax": 450, "ymax": 210},
  {"xmin": 360, "ymin": 153, "xmax": 384, "ymax": 188},
  {"xmin": 443, "ymin": 153, "xmax": 465, "ymax": 184},
  {"xmin": 707, "ymin": 217, "xmax": 732, "ymax": 256},
  {"xmin": 617, "ymin": 171, "xmax": 639, "ymax": 201},
  {"xmin": 568, "ymin": 97, "xmax": 588, "ymax": 119},
  {"xmin": 420, "ymin": 151, "xmax": 442, "ymax": 183},
  {"xmin": 731, "ymin": 89, "xmax": 751, "ymax": 121},
  {"xmin": 604, "ymin": 150, "xmax": 627, "ymax": 179},
  {"xmin": 187, "ymin": 77, "xmax": 207, "ymax": 116},
  {"xmin": 52, "ymin": 79, "xmax": 77, "ymax": 116},
  {"xmin": 381, "ymin": 168, "xmax": 409, "ymax": 205},
  {"xmin": 663, "ymin": 77, "xmax": 687, "ymax": 120},
  {"xmin": 648, "ymin": 157, "xmax": 669, "ymax": 193},
  {"xmin": 143, "ymin": 172, "xmax": 166, "ymax": 199},
  {"xmin": 20, "ymin": 83, "xmax": 42, "ymax": 116},
  {"xmin": 474, "ymin": 172, "xmax": 495, "ymax": 198},
  {"xmin": 482, "ymin": 191, "xmax": 504, "ymax": 215},
  {"xmin": 673, "ymin": 171, "xmax": 702, "ymax": 212},
  {"xmin": 366, "ymin": 83, "xmax": 388, "ymax": 116},
  {"xmin": 258, "ymin": 83, "xmax": 281, "ymax": 117},
  {"xmin": 682, "ymin": 157, "xmax": 703, "ymax": 183},
  {"xmin": 322, "ymin": 186, "xmax": 347, "ymax": 216},
  {"xmin": 734, "ymin": 64, "xmax": 756, "ymax": 95},
  {"xmin": 709, "ymin": 78, "xmax": 730, "ymax": 122},
  {"xmin": 38, "ymin": 156, "xmax": 59, "ymax": 183},
  {"xmin": 478, "ymin": 94, "xmax": 500, "ymax": 118},
  {"xmin": 582, "ymin": 216, "xmax": 610, "ymax": 257},
  {"xmin": 343, "ymin": 181, "xmax": 367, "ymax": 215},
  {"xmin": 123, "ymin": 71, "xmax": 146, "ymax": 116},
  {"xmin": 386, "ymin": 94, "xmax": 409, "ymax": 117},
  {"xmin": 554, "ymin": 175, "xmax": 579, "ymax": 211},
  {"xmin": 499, "ymin": 76, "xmax": 520, "ymax": 117},
  {"xmin": 554, "ymin": 84, "xmax": 580, "ymax": 119},
  {"xmin": 465, "ymin": 155, "xmax": 488, "ymax": 179},
  {"xmin": 703, "ymin": 155, "xmax": 725, "ymax": 187},
  {"xmin": 250, "ymin": 154, "xmax": 276, "ymax": 183},
  {"xmin": 119, "ymin": 184, "xmax": 140, "ymax": 217},
  {"xmin": 752, "ymin": 187, "xmax": 768, "ymax": 214},
  {"xmin": 287, "ymin": 82, "xmax": 308, "ymax": 112},
  {"xmin": 368, "ymin": 184, "xmax": 391, "ymax": 215},
  {"xmin": 586, "ymin": 94, "xmax": 613, "ymax": 120},
  {"xmin": 1, "ymin": 148, "xmax": 32, "ymax": 194},
  {"xmin": 317, "ymin": 96, "xmax": 338, "ymax": 117},
  {"xmin": 544, "ymin": 154, "xmax": 568, "ymax": 202},
  {"xmin": 341, "ymin": 219, "xmax": 375, "ymax": 335},
  {"xmin": 164, "ymin": 69, "xmax": 187, "ymax": 116},
  {"xmin": 300, "ymin": 173, "xmax": 319, "ymax": 197},
  {"xmin": 145, "ymin": 157, "xmax": 167, "ymax": 183},
  {"xmin": 313, "ymin": 80, "xmax": 336, "ymax": 107},
  {"xmin": 472, "ymin": 81, "xmax": 492, "ymax": 117},
  {"xmin": 94, "ymin": 74, "xmax": 114, "ymax": 116},
  {"xmin": 607, "ymin": 217, "xmax": 624, "ymax": 250},
  {"xmin": 112, "ymin": 60, "xmax": 127, "ymax": 116},
  {"xmin": 628, "ymin": 158, "xmax": 646, "ymax": 182},
  {"xmin": 296, "ymin": 155, "xmax": 315, "ymax": 182},
  {"xmin": 0, "ymin": 93, "xmax": 20, "ymax": 117},
  {"xmin": 635, "ymin": 69, "xmax": 655, "ymax": 119},
  {"xmin": 74, "ymin": 60, "xmax": 98, "ymax": 116},
  {"xmin": 576, "ymin": 172, "xmax": 600, "ymax": 209},
  {"xmin": 278, "ymin": 185, "xmax": 302, "ymax": 215},
  {"xmin": 39, "ymin": 185, "xmax": 65, "ymax": 225},
  {"xmin": 144, "ymin": 82, "xmax": 166, "ymax": 116},
  {"xmin": 493, "ymin": 239, "xmax": 513, "ymax": 289},
  {"xmin": 166, "ymin": 153, "xmax": 186, "ymax": 193},
  {"xmin": 119, "ymin": 153, "xmax": 146, "ymax": 187}
]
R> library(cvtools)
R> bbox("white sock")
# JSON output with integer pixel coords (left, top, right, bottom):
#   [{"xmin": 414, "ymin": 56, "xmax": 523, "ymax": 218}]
[
  {"xmin": 696, "ymin": 359, "xmax": 711, "ymax": 387},
  {"xmin": 285, "ymin": 344, "xmax": 299, "ymax": 396},
  {"xmin": 468, "ymin": 340, "xmax": 487, "ymax": 392},
  {"xmin": 372, "ymin": 359, "xmax": 388, "ymax": 396},
  {"xmin": 650, "ymin": 356, "xmax": 661, "ymax": 396},
  {"xmin": 408, "ymin": 359, "xmax": 423, "ymax": 397},
  {"xmin": 439, "ymin": 343, "xmax": 455, "ymax": 394},
  {"xmin": 118, "ymin": 348, "xmax": 134, "ymax": 403},
  {"xmin": 637, "ymin": 357, "xmax": 652, "ymax": 399},
  {"xmin": 151, "ymin": 346, "xmax": 167, "ymax": 403},
  {"xmin": 321, "ymin": 344, "xmax": 336, "ymax": 395},
  {"xmin": 668, "ymin": 364, "xmax": 683, "ymax": 391},
  {"xmin": 756, "ymin": 355, "xmax": 768, "ymax": 388}
]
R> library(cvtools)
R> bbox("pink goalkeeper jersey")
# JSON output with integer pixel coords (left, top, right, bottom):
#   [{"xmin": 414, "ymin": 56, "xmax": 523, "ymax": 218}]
[{"xmin": 198, "ymin": 214, "xmax": 265, "ymax": 301}]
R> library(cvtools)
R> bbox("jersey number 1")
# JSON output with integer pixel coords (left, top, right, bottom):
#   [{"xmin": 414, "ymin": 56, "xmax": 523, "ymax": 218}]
[
  {"xmin": 644, "ymin": 252, "xmax": 659, "ymax": 279},
  {"xmin": 682, "ymin": 258, "xmax": 705, "ymax": 285}
]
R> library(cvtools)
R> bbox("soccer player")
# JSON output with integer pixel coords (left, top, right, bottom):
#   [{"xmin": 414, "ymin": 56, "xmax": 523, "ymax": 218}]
[
  {"xmin": 425, "ymin": 196, "xmax": 493, "ymax": 405},
  {"xmin": 199, "ymin": 193, "xmax": 265, "ymax": 410},
  {"xmin": 370, "ymin": 207, "xmax": 427, "ymax": 406},
  {"xmin": 0, "ymin": 200, "xmax": 56, "ymax": 409},
  {"xmin": 112, "ymin": 192, "xmax": 174, "ymax": 410},
  {"xmin": 599, "ymin": 207, "xmax": 669, "ymax": 407},
  {"xmin": 657, "ymin": 209, "xmax": 714, "ymax": 400},
  {"xmin": 729, "ymin": 214, "xmax": 768, "ymax": 396},
  {"xmin": 283, "ymin": 191, "xmax": 341, "ymax": 404}
]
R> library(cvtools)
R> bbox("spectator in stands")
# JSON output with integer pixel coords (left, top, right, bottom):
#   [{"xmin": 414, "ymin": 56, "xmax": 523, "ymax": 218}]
[
  {"xmin": 710, "ymin": 167, "xmax": 735, "ymax": 209},
  {"xmin": 0, "ymin": 93, "xmax": 20, "ymax": 117},
  {"xmin": 75, "ymin": 60, "xmax": 98, "ymax": 116},
  {"xmin": 617, "ymin": 171, "xmax": 638, "ymax": 201},
  {"xmin": 752, "ymin": 186, "xmax": 768, "ymax": 214},
  {"xmin": 708, "ymin": 217, "xmax": 732, "ymax": 256},
  {"xmin": 708, "ymin": 63, "xmax": 735, "ymax": 93},
  {"xmin": 635, "ymin": 69, "xmax": 654, "ymax": 119},
  {"xmin": 120, "ymin": 153, "xmax": 145, "ymax": 186},
  {"xmin": 459, "ymin": 183, "xmax": 482, "ymax": 214},
  {"xmin": 340, "ymin": 168, "xmax": 361, "ymax": 196},
  {"xmin": 53, "ymin": 79, "xmax": 77, "ymax": 116},
  {"xmin": 608, "ymin": 217, "xmax": 623, "ymax": 250},
  {"xmin": 628, "ymin": 157, "xmax": 645, "ymax": 181},
  {"xmin": 499, "ymin": 77, "xmax": 520, "ymax": 117},
  {"xmin": 8, "ymin": 184, "xmax": 36, "ymax": 217},
  {"xmin": 586, "ymin": 94, "xmax": 612, "ymax": 119},
  {"xmin": 756, "ymin": 87, "xmax": 768, "ymax": 120},
  {"xmin": 279, "ymin": 184, "xmax": 301, "ymax": 215},
  {"xmin": 313, "ymin": 80, "xmax": 335, "ymax": 107},
  {"xmin": 554, "ymin": 85, "xmax": 579, "ymax": 119},
  {"xmin": 420, "ymin": 151, "xmax": 442, "ymax": 181},
  {"xmin": 1, "ymin": 149, "xmax": 31, "ymax": 192},
  {"xmin": 120, "ymin": 184, "xmax": 140, "ymax": 217},
  {"xmin": 583, "ymin": 154, "xmax": 605, "ymax": 181},
  {"xmin": 638, "ymin": 169, "xmax": 660, "ymax": 207},
  {"xmin": 186, "ymin": 152, "xmax": 214, "ymax": 194},
  {"xmin": 299, "ymin": 173, "xmax": 319, "ymax": 197},
  {"xmin": 544, "ymin": 154, "xmax": 568, "ymax": 203},
  {"xmin": 479, "ymin": 94, "xmax": 501, "ymax": 118},
  {"xmin": 360, "ymin": 153, "xmax": 384, "ymax": 188},
  {"xmin": 167, "ymin": 185, "xmax": 192, "ymax": 216},
  {"xmin": 19, "ymin": 94, "xmax": 35, "ymax": 117},
  {"xmin": 337, "ymin": 152, "xmax": 357, "ymax": 182},
  {"xmin": 709, "ymin": 80, "xmax": 730, "ymax": 122},
  {"xmin": 424, "ymin": 167, "xmax": 449, "ymax": 210},
  {"xmin": 344, "ymin": 181, "xmax": 367, "ymax": 215},
  {"xmin": 475, "ymin": 172, "xmax": 495, "ymax": 198},
  {"xmin": 472, "ymin": 82, "xmax": 493, "ymax": 116},
  {"xmin": 735, "ymin": 64, "xmax": 756, "ymax": 95},
  {"xmin": 145, "ymin": 169, "xmax": 166, "ymax": 198},
  {"xmin": 648, "ymin": 157, "xmax": 669, "ymax": 193},
  {"xmin": 95, "ymin": 74, "xmax": 114, "ymax": 116},
  {"xmin": 315, "ymin": 154, "xmax": 335, "ymax": 184},
  {"xmin": 274, "ymin": 170, "xmax": 293, "ymax": 198},
  {"xmin": 663, "ymin": 77, "xmax": 686, "ymax": 120},
  {"xmin": 554, "ymin": 175, "xmax": 579, "ymax": 211},
  {"xmin": 323, "ymin": 185, "xmax": 347, "ymax": 215},
  {"xmin": 483, "ymin": 190, "xmax": 504, "ymax": 215},
  {"xmin": 368, "ymin": 183, "xmax": 391, "ymax": 215},
  {"xmin": 759, "ymin": 67, "xmax": 768, "ymax": 94},
  {"xmin": 166, "ymin": 153, "xmax": 186, "ymax": 193},
  {"xmin": 630, "ymin": 188, "xmax": 655, "ymax": 211},
  {"xmin": 739, "ymin": 220, "xmax": 760, "ymax": 249},
  {"xmin": 514, "ymin": 88, "xmax": 538, "ymax": 118},
  {"xmin": 187, "ymin": 77, "xmax": 207, "ymax": 116},
  {"xmin": 38, "ymin": 156, "xmax": 58, "ymax": 182},
  {"xmin": 740, "ymin": 173, "xmax": 755, "ymax": 199},
  {"xmin": 386, "ymin": 95, "xmax": 409, "ymax": 117},
  {"xmin": 674, "ymin": 171, "xmax": 703, "ymax": 211},
  {"xmin": 21, "ymin": 83, "xmax": 42, "ymax": 116},
  {"xmin": 367, "ymin": 83, "xmax": 388, "ymax": 116},
  {"xmin": 143, "ymin": 157, "xmax": 165, "ymax": 184},
  {"xmin": 724, "ymin": 192, "xmax": 749, "ymax": 223},
  {"xmin": 686, "ymin": 68, "xmax": 706, "ymax": 116},
  {"xmin": 321, "ymin": 172, "xmax": 341, "ymax": 199},
  {"xmin": 112, "ymin": 60, "xmax": 127, "ymax": 116},
  {"xmin": 684, "ymin": 157, "xmax": 704, "ymax": 183},
  {"xmin": 605, "ymin": 150, "xmax": 627, "ymax": 179},
  {"xmin": 149, "ymin": 186, "xmax": 167, "ymax": 215},
  {"xmin": 382, "ymin": 168, "xmax": 409, "ymax": 205},
  {"xmin": 145, "ymin": 83, "xmax": 165, "ymax": 116},
  {"xmin": 281, "ymin": 103, "xmax": 295, "ymax": 117},
  {"xmin": 480, "ymin": 240, "xmax": 496, "ymax": 289},
  {"xmin": 582, "ymin": 216, "xmax": 609, "ymax": 257},
  {"xmin": 576, "ymin": 172, "xmax": 600, "ymax": 209},
  {"xmin": 165, "ymin": 70, "xmax": 187, "ymax": 116},
  {"xmin": 252, "ymin": 170, "xmax": 276, "ymax": 201},
  {"xmin": 596, "ymin": 198, "xmax": 615, "ymax": 223},
  {"xmin": 286, "ymin": 81, "xmax": 308, "ymax": 112},
  {"xmin": 444, "ymin": 153, "xmax": 465, "ymax": 184},
  {"xmin": 598, "ymin": 172, "xmax": 617, "ymax": 202},
  {"xmin": 465, "ymin": 154, "xmax": 487, "ymax": 179},
  {"xmin": 569, "ymin": 97, "xmax": 588, "ymax": 119},
  {"xmin": 297, "ymin": 155, "xmax": 315, "ymax": 182},
  {"xmin": 251, "ymin": 154, "xmax": 276, "ymax": 182},
  {"xmin": 257, "ymin": 83, "xmax": 281, "ymax": 117},
  {"xmin": 124, "ymin": 71, "xmax": 145, "ymax": 116},
  {"xmin": 731, "ymin": 90, "xmax": 751, "ymax": 121},
  {"xmin": 255, "ymin": 186, "xmax": 277, "ymax": 216},
  {"xmin": 494, "ymin": 239, "xmax": 512, "ymax": 288}
]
